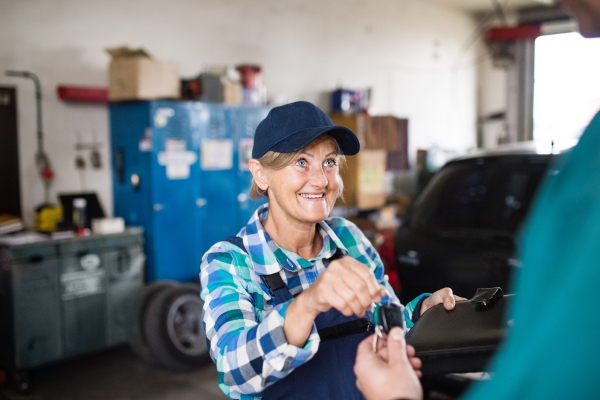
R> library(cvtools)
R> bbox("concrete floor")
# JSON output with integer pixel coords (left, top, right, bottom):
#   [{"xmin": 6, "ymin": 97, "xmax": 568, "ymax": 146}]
[{"xmin": 0, "ymin": 346, "xmax": 229, "ymax": 400}]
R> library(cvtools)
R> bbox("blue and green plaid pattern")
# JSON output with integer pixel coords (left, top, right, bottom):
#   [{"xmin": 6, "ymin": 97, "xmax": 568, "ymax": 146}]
[{"xmin": 200, "ymin": 204, "xmax": 425, "ymax": 399}]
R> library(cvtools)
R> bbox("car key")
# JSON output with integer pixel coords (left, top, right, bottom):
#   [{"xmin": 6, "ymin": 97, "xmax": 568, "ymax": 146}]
[
  {"xmin": 372, "ymin": 303, "xmax": 404, "ymax": 352},
  {"xmin": 378, "ymin": 303, "xmax": 404, "ymax": 334}
]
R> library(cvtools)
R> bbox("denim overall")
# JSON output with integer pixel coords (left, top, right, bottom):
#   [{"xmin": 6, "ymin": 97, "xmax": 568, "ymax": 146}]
[{"xmin": 225, "ymin": 237, "xmax": 374, "ymax": 400}]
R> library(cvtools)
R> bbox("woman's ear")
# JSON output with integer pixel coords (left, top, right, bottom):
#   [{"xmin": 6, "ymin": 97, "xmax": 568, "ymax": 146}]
[{"xmin": 249, "ymin": 159, "xmax": 269, "ymax": 191}]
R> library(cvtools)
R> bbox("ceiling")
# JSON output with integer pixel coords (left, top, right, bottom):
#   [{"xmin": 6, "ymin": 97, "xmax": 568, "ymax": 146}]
[{"xmin": 426, "ymin": 0, "xmax": 559, "ymax": 14}]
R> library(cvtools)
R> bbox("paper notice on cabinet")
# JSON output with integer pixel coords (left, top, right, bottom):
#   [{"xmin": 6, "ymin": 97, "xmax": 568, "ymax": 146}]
[
  {"xmin": 201, "ymin": 139, "xmax": 233, "ymax": 170},
  {"xmin": 158, "ymin": 150, "xmax": 197, "ymax": 180},
  {"xmin": 239, "ymin": 139, "xmax": 254, "ymax": 171}
]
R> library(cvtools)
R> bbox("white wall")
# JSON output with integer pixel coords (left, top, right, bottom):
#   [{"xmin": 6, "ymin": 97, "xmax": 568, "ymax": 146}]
[
  {"xmin": 476, "ymin": 12, "xmax": 519, "ymax": 148},
  {"xmin": 477, "ymin": 42, "xmax": 510, "ymax": 148},
  {"xmin": 0, "ymin": 0, "xmax": 478, "ymax": 226}
]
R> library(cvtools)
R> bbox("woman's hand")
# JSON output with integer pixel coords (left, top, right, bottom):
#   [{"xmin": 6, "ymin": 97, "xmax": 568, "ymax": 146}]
[
  {"xmin": 300, "ymin": 256, "xmax": 387, "ymax": 318},
  {"xmin": 420, "ymin": 287, "xmax": 466, "ymax": 315},
  {"xmin": 285, "ymin": 256, "xmax": 386, "ymax": 347},
  {"xmin": 354, "ymin": 328, "xmax": 424, "ymax": 400}
]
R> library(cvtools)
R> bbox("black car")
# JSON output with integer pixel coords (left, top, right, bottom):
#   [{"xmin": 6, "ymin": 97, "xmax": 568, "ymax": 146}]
[{"xmin": 395, "ymin": 148, "xmax": 562, "ymax": 304}]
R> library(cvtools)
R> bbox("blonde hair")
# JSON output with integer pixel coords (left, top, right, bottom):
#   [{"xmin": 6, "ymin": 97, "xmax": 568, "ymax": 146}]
[{"xmin": 250, "ymin": 135, "xmax": 346, "ymax": 200}]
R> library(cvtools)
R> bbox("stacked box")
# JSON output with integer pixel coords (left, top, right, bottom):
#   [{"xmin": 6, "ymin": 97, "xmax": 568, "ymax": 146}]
[
  {"xmin": 339, "ymin": 150, "xmax": 388, "ymax": 210},
  {"xmin": 106, "ymin": 47, "xmax": 179, "ymax": 101},
  {"xmin": 331, "ymin": 114, "xmax": 409, "ymax": 209}
]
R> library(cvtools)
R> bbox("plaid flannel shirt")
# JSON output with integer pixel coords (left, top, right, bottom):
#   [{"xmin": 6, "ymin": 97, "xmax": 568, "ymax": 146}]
[{"xmin": 200, "ymin": 204, "xmax": 427, "ymax": 399}]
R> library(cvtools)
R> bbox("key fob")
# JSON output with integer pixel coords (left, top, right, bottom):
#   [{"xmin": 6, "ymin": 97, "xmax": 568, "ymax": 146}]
[{"xmin": 378, "ymin": 303, "xmax": 404, "ymax": 334}]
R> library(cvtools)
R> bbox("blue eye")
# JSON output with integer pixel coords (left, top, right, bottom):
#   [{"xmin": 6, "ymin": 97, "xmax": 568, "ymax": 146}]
[
  {"xmin": 324, "ymin": 159, "xmax": 336, "ymax": 167},
  {"xmin": 296, "ymin": 159, "xmax": 307, "ymax": 167}
]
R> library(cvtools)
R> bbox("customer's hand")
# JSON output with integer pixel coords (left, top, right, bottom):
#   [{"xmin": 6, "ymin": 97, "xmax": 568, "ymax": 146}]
[
  {"xmin": 420, "ymin": 287, "xmax": 466, "ymax": 315},
  {"xmin": 355, "ymin": 327, "xmax": 423, "ymax": 400},
  {"xmin": 299, "ymin": 256, "xmax": 386, "ymax": 318}
]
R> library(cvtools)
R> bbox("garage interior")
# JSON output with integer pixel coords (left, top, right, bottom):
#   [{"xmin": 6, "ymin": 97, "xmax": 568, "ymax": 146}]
[{"xmin": 1, "ymin": 0, "xmax": 599, "ymax": 399}]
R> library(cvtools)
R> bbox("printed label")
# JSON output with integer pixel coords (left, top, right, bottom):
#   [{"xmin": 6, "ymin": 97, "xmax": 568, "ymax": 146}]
[
  {"xmin": 61, "ymin": 269, "xmax": 105, "ymax": 300},
  {"xmin": 158, "ymin": 151, "xmax": 197, "ymax": 180},
  {"xmin": 201, "ymin": 139, "xmax": 233, "ymax": 170},
  {"xmin": 239, "ymin": 139, "xmax": 254, "ymax": 171}
]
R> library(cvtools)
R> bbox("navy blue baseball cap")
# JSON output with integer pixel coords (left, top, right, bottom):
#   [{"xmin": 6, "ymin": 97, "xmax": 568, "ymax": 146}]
[{"xmin": 252, "ymin": 101, "xmax": 360, "ymax": 159}]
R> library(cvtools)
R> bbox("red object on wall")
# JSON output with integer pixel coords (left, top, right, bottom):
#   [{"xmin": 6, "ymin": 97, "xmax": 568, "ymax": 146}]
[
  {"xmin": 41, "ymin": 166, "xmax": 54, "ymax": 182},
  {"xmin": 57, "ymin": 86, "xmax": 108, "ymax": 103},
  {"xmin": 484, "ymin": 24, "xmax": 542, "ymax": 42},
  {"xmin": 236, "ymin": 65, "xmax": 262, "ymax": 89}
]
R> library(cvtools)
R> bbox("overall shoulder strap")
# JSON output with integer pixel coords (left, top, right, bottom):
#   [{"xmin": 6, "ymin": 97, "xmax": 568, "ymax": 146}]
[
  {"xmin": 223, "ymin": 236, "xmax": 292, "ymax": 303},
  {"xmin": 224, "ymin": 236, "xmax": 245, "ymax": 252}
]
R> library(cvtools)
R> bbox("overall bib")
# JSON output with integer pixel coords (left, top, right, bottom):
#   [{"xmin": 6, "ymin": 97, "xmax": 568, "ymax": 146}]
[
  {"xmin": 262, "ymin": 282, "xmax": 374, "ymax": 400},
  {"xmin": 225, "ymin": 236, "xmax": 374, "ymax": 400}
]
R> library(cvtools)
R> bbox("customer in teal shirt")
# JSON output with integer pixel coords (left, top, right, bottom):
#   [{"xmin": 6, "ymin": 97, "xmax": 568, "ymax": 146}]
[{"xmin": 354, "ymin": 1, "xmax": 600, "ymax": 398}]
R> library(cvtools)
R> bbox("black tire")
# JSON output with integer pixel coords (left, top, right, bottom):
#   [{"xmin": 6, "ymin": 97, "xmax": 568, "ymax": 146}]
[
  {"xmin": 143, "ymin": 283, "xmax": 209, "ymax": 371},
  {"xmin": 129, "ymin": 280, "xmax": 179, "ymax": 364}
]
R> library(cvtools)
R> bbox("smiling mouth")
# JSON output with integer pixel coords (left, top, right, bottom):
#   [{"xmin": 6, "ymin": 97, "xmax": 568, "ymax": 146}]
[{"xmin": 300, "ymin": 193, "xmax": 325, "ymax": 199}]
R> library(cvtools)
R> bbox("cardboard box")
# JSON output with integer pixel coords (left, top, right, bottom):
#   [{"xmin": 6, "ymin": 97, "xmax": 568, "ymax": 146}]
[
  {"xmin": 223, "ymin": 82, "xmax": 242, "ymax": 105},
  {"xmin": 339, "ymin": 149, "xmax": 387, "ymax": 210},
  {"xmin": 330, "ymin": 114, "xmax": 409, "ymax": 170},
  {"xmin": 330, "ymin": 114, "xmax": 370, "ymax": 150},
  {"xmin": 106, "ymin": 47, "xmax": 179, "ymax": 101}
]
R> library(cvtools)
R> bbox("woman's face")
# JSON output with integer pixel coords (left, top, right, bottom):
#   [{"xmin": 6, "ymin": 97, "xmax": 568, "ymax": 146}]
[{"xmin": 265, "ymin": 136, "xmax": 342, "ymax": 224}]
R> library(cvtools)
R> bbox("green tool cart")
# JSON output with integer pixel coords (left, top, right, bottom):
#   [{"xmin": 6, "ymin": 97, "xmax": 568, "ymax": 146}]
[{"xmin": 0, "ymin": 228, "xmax": 144, "ymax": 390}]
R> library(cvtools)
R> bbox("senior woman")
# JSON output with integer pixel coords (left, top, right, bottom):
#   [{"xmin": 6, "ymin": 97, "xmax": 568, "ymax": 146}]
[{"xmin": 200, "ymin": 101, "xmax": 461, "ymax": 400}]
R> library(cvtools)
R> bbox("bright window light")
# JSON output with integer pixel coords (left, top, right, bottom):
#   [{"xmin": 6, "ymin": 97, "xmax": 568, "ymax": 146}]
[{"xmin": 533, "ymin": 32, "xmax": 600, "ymax": 148}]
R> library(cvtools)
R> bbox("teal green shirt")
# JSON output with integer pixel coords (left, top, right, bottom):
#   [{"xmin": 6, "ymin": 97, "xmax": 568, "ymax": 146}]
[{"xmin": 463, "ymin": 111, "xmax": 600, "ymax": 399}]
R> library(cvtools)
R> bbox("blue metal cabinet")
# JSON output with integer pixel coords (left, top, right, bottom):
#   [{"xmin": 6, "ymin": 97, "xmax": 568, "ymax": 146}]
[
  {"xmin": 232, "ymin": 107, "xmax": 269, "ymax": 225},
  {"xmin": 110, "ymin": 101, "xmax": 270, "ymax": 283},
  {"xmin": 191, "ymin": 103, "xmax": 238, "ymax": 262},
  {"xmin": 150, "ymin": 101, "xmax": 199, "ymax": 283}
]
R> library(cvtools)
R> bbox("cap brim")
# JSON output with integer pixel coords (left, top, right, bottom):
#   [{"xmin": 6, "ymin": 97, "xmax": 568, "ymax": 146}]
[{"xmin": 269, "ymin": 126, "xmax": 360, "ymax": 156}]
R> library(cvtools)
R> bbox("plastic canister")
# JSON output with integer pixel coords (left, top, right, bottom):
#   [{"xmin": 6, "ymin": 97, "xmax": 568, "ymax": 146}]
[
  {"xmin": 73, "ymin": 198, "xmax": 88, "ymax": 236},
  {"xmin": 236, "ymin": 65, "xmax": 262, "ymax": 89}
]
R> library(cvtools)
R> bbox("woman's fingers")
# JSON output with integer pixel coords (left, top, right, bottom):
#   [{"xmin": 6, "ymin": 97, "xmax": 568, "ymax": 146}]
[
  {"xmin": 443, "ymin": 293, "xmax": 456, "ymax": 310},
  {"xmin": 423, "ymin": 287, "xmax": 467, "ymax": 314},
  {"xmin": 333, "ymin": 280, "xmax": 368, "ymax": 316},
  {"xmin": 443, "ymin": 294, "xmax": 469, "ymax": 310},
  {"xmin": 326, "ymin": 292, "xmax": 354, "ymax": 316},
  {"xmin": 314, "ymin": 256, "xmax": 391, "ymax": 317},
  {"xmin": 346, "ymin": 258, "xmax": 384, "ymax": 301},
  {"xmin": 341, "ymin": 269, "xmax": 377, "ymax": 310}
]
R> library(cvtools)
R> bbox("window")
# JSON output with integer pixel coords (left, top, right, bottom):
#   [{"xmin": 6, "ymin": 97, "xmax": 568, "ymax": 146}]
[{"xmin": 533, "ymin": 32, "xmax": 600, "ymax": 148}]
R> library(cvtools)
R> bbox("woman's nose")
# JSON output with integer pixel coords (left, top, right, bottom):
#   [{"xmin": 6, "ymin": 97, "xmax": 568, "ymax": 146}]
[{"xmin": 309, "ymin": 167, "xmax": 328, "ymax": 188}]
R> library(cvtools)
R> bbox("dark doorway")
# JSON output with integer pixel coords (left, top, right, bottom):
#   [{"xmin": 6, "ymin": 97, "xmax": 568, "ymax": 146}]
[{"xmin": 0, "ymin": 86, "xmax": 21, "ymax": 217}]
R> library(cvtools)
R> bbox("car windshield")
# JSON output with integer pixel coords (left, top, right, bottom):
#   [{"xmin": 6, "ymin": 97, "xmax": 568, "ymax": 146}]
[{"xmin": 408, "ymin": 156, "xmax": 554, "ymax": 237}]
